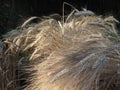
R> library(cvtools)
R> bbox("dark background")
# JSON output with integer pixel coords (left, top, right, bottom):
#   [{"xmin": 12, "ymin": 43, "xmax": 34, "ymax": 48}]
[{"xmin": 0, "ymin": 0, "xmax": 120, "ymax": 35}]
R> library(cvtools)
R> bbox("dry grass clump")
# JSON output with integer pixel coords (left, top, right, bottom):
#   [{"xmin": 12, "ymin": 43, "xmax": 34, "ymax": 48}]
[{"xmin": 1, "ymin": 9, "xmax": 120, "ymax": 90}]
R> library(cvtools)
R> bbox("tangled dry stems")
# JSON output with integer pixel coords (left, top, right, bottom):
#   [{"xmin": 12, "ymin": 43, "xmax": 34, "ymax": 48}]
[{"xmin": 1, "ymin": 9, "xmax": 120, "ymax": 90}]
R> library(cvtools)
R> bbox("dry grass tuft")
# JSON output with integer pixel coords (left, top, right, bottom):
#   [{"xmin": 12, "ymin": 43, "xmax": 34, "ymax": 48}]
[{"xmin": 1, "ymin": 9, "xmax": 120, "ymax": 90}]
